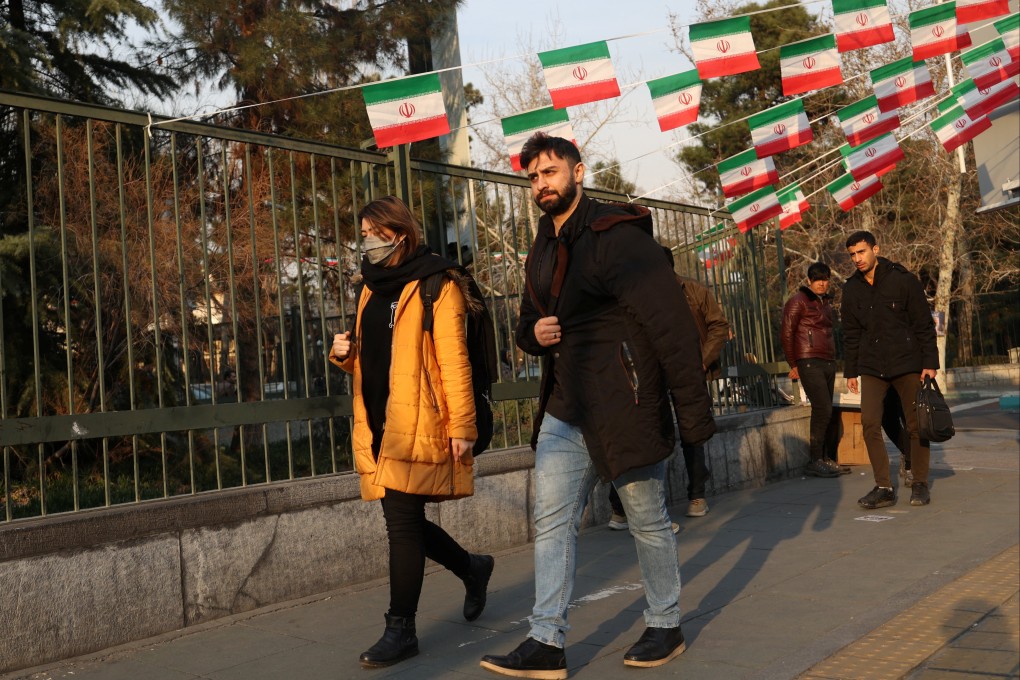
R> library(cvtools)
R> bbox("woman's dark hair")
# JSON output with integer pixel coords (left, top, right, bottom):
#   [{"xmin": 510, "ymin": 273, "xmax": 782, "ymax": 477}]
[
  {"xmin": 845, "ymin": 230, "xmax": 876, "ymax": 249},
  {"xmin": 807, "ymin": 262, "xmax": 831, "ymax": 281},
  {"xmin": 519, "ymin": 132, "xmax": 581, "ymax": 171},
  {"xmin": 357, "ymin": 196, "xmax": 422, "ymax": 263}
]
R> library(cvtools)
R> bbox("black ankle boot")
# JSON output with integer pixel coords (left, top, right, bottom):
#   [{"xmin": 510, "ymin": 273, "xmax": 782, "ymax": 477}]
[
  {"xmin": 359, "ymin": 614, "xmax": 418, "ymax": 668},
  {"xmin": 462, "ymin": 553, "xmax": 494, "ymax": 621}
]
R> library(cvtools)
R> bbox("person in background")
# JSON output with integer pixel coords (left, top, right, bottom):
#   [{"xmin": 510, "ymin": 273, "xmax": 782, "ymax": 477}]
[
  {"xmin": 479, "ymin": 133, "xmax": 715, "ymax": 678},
  {"xmin": 607, "ymin": 266, "xmax": 730, "ymax": 523},
  {"xmin": 782, "ymin": 262, "xmax": 843, "ymax": 479},
  {"xmin": 842, "ymin": 231, "xmax": 939, "ymax": 508},
  {"xmin": 675, "ymin": 272, "xmax": 731, "ymax": 516},
  {"xmin": 329, "ymin": 196, "xmax": 494, "ymax": 669}
]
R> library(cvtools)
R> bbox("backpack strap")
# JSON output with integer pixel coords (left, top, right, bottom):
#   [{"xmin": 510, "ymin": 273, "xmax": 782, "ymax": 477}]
[
  {"xmin": 350, "ymin": 281, "xmax": 365, "ymax": 339},
  {"xmin": 419, "ymin": 271, "xmax": 446, "ymax": 334}
]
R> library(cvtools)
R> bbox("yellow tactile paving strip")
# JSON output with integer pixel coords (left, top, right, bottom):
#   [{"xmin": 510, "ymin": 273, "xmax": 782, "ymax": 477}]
[{"xmin": 800, "ymin": 544, "xmax": 1020, "ymax": 680}]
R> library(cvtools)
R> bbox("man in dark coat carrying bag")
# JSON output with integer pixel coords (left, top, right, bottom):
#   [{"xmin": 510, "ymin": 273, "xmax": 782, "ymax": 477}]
[
  {"xmin": 479, "ymin": 134, "xmax": 715, "ymax": 679},
  {"xmin": 842, "ymin": 231, "xmax": 939, "ymax": 509}
]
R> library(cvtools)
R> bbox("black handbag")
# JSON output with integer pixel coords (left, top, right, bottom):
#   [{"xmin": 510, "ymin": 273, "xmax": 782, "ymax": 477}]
[{"xmin": 915, "ymin": 376, "xmax": 955, "ymax": 443}]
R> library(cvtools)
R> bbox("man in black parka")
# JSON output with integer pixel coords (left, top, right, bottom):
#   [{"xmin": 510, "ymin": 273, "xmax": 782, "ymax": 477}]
[
  {"xmin": 842, "ymin": 230, "xmax": 939, "ymax": 510},
  {"xmin": 479, "ymin": 134, "xmax": 715, "ymax": 679}
]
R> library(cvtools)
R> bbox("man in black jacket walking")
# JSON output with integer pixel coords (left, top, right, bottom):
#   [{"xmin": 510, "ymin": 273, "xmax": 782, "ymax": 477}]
[
  {"xmin": 479, "ymin": 134, "xmax": 715, "ymax": 678},
  {"xmin": 842, "ymin": 231, "xmax": 938, "ymax": 509}
]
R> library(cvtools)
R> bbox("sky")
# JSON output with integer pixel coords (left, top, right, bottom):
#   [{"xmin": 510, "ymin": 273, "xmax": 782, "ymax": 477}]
[{"xmin": 456, "ymin": 1, "xmax": 703, "ymax": 196}]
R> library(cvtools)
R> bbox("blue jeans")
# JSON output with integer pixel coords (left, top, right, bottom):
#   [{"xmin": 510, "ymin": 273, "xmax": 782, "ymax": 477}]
[{"xmin": 528, "ymin": 414, "xmax": 682, "ymax": 648}]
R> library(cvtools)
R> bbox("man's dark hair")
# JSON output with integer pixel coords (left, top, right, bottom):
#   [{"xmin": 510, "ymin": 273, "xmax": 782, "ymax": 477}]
[
  {"xmin": 845, "ymin": 230, "xmax": 877, "ymax": 249},
  {"xmin": 519, "ymin": 132, "xmax": 581, "ymax": 171},
  {"xmin": 807, "ymin": 262, "xmax": 831, "ymax": 281}
]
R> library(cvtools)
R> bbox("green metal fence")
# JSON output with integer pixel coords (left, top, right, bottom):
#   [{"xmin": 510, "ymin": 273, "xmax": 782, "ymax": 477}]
[{"xmin": 0, "ymin": 89, "xmax": 781, "ymax": 523}]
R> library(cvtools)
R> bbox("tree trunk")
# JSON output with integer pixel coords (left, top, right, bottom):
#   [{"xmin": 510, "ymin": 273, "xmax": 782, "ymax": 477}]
[
  {"xmin": 956, "ymin": 233, "xmax": 976, "ymax": 366},
  {"xmin": 934, "ymin": 170, "xmax": 962, "ymax": 386}
]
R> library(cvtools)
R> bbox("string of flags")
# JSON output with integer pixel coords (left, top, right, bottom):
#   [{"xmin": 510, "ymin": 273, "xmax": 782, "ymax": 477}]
[{"xmin": 358, "ymin": 0, "xmax": 1019, "ymax": 256}]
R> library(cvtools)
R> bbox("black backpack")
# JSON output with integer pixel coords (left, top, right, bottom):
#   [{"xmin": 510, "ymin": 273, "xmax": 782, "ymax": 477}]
[{"xmin": 354, "ymin": 269, "xmax": 497, "ymax": 454}]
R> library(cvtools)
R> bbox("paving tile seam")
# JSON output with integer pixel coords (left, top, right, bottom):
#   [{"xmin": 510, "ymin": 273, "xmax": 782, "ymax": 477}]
[{"xmin": 798, "ymin": 544, "xmax": 1020, "ymax": 679}]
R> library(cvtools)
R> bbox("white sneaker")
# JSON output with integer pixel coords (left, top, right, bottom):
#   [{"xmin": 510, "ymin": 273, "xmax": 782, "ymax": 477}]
[{"xmin": 608, "ymin": 513, "xmax": 629, "ymax": 530}]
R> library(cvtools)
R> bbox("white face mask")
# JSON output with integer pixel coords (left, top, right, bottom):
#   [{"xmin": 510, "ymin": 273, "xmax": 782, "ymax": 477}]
[{"xmin": 363, "ymin": 234, "xmax": 401, "ymax": 265}]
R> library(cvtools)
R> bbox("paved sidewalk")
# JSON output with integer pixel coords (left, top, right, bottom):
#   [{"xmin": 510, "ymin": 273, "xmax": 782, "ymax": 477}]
[{"xmin": 9, "ymin": 399, "xmax": 1019, "ymax": 680}]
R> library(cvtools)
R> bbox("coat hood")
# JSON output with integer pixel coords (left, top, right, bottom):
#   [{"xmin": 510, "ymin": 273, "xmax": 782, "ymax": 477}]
[{"xmin": 588, "ymin": 201, "xmax": 653, "ymax": 235}]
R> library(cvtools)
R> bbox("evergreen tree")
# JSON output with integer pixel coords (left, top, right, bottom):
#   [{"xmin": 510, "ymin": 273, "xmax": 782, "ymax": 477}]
[
  {"xmin": 159, "ymin": 0, "xmax": 462, "ymax": 143},
  {"xmin": 0, "ymin": 0, "xmax": 174, "ymax": 102}
]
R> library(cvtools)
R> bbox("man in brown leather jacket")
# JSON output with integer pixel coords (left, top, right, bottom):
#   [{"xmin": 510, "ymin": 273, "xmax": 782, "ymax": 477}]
[
  {"xmin": 782, "ymin": 262, "xmax": 842, "ymax": 478},
  {"xmin": 677, "ymin": 275, "xmax": 731, "ymax": 515}
]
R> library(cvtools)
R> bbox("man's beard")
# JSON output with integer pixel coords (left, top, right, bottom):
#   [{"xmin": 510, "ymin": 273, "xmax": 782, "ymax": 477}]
[{"xmin": 535, "ymin": 178, "xmax": 578, "ymax": 216}]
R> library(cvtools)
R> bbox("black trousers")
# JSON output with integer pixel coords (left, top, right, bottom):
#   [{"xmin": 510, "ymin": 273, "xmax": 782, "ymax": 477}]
[
  {"xmin": 380, "ymin": 489, "xmax": 471, "ymax": 618},
  {"xmin": 681, "ymin": 442, "xmax": 709, "ymax": 499},
  {"xmin": 797, "ymin": 358, "xmax": 840, "ymax": 460}
]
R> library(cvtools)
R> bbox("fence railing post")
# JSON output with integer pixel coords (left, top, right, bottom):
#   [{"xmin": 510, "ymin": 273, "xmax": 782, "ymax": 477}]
[{"xmin": 389, "ymin": 143, "xmax": 412, "ymax": 206}]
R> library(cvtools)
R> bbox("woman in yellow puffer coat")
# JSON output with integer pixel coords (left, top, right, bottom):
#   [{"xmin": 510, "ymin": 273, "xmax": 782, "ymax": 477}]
[{"xmin": 329, "ymin": 196, "xmax": 493, "ymax": 670}]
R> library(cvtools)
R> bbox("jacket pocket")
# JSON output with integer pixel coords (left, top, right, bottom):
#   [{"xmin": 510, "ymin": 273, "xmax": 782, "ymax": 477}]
[
  {"xmin": 619, "ymin": 341, "xmax": 640, "ymax": 406},
  {"xmin": 883, "ymin": 297, "xmax": 907, "ymax": 313}
]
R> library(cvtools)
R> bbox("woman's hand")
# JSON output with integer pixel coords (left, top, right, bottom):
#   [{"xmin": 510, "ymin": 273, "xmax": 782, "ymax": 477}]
[
  {"xmin": 451, "ymin": 438, "xmax": 475, "ymax": 463},
  {"xmin": 331, "ymin": 331, "xmax": 351, "ymax": 360}
]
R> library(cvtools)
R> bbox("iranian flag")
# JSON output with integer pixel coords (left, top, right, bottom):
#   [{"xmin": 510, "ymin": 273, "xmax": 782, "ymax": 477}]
[
  {"xmin": 956, "ymin": 0, "xmax": 1010, "ymax": 25},
  {"xmin": 748, "ymin": 99, "xmax": 813, "ymax": 157},
  {"xmin": 840, "ymin": 133, "xmax": 904, "ymax": 181},
  {"xmin": 931, "ymin": 100, "xmax": 992, "ymax": 152},
  {"xmin": 538, "ymin": 41, "xmax": 621, "ymax": 109},
  {"xmin": 690, "ymin": 16, "xmax": 760, "ymax": 79},
  {"xmin": 777, "ymin": 183, "xmax": 810, "ymax": 229},
  {"xmin": 957, "ymin": 23, "xmax": 974, "ymax": 51},
  {"xmin": 718, "ymin": 149, "xmax": 780, "ymax": 198},
  {"xmin": 833, "ymin": 0, "xmax": 895, "ymax": 52},
  {"xmin": 362, "ymin": 74, "xmax": 449, "ymax": 148},
  {"xmin": 827, "ymin": 173, "xmax": 884, "ymax": 211},
  {"xmin": 726, "ymin": 185, "xmax": 783, "ymax": 233},
  {"xmin": 995, "ymin": 14, "xmax": 1019, "ymax": 65},
  {"xmin": 962, "ymin": 38, "xmax": 1017, "ymax": 89},
  {"xmin": 837, "ymin": 95, "xmax": 901, "ymax": 146},
  {"xmin": 910, "ymin": 3, "xmax": 963, "ymax": 61},
  {"xmin": 647, "ymin": 70, "xmax": 703, "ymax": 132},
  {"xmin": 501, "ymin": 108, "xmax": 576, "ymax": 172},
  {"xmin": 780, "ymin": 35, "xmax": 844, "ymax": 96},
  {"xmin": 871, "ymin": 58, "xmax": 936, "ymax": 112},
  {"xmin": 953, "ymin": 77, "xmax": 1020, "ymax": 119},
  {"xmin": 695, "ymin": 224, "xmax": 737, "ymax": 268}
]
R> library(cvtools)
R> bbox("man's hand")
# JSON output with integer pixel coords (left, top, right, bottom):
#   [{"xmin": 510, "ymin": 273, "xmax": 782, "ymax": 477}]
[
  {"xmin": 534, "ymin": 316, "xmax": 562, "ymax": 347},
  {"xmin": 847, "ymin": 377, "xmax": 859, "ymax": 394},
  {"xmin": 789, "ymin": 366, "xmax": 800, "ymax": 380},
  {"xmin": 921, "ymin": 368, "xmax": 938, "ymax": 381},
  {"xmin": 451, "ymin": 438, "xmax": 474, "ymax": 463},
  {"xmin": 331, "ymin": 331, "xmax": 351, "ymax": 360}
]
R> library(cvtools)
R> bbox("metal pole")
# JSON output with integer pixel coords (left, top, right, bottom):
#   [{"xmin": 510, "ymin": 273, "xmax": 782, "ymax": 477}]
[{"xmin": 389, "ymin": 144, "xmax": 412, "ymax": 206}]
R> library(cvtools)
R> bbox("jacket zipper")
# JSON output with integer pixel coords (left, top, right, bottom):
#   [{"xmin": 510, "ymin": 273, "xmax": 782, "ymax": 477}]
[
  {"xmin": 620, "ymin": 341, "xmax": 640, "ymax": 406},
  {"xmin": 808, "ymin": 330, "xmax": 814, "ymax": 348}
]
